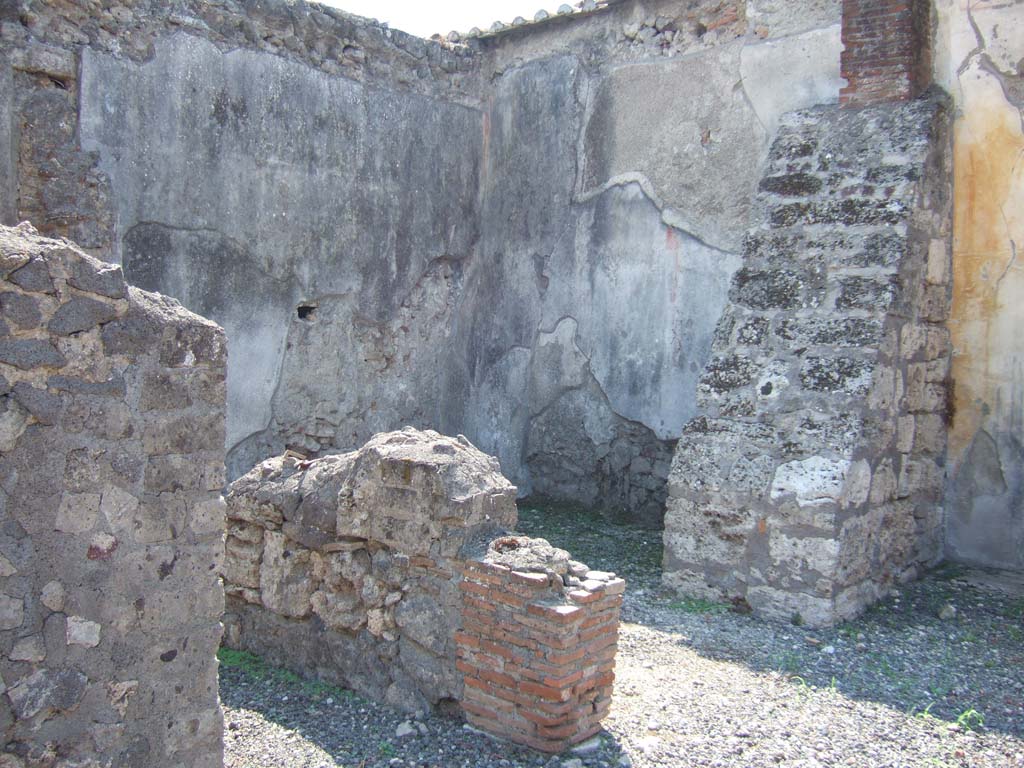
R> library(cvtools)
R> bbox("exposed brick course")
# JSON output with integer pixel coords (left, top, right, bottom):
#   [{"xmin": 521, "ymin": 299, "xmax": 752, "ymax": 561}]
[
  {"xmin": 840, "ymin": 0, "xmax": 932, "ymax": 107},
  {"xmin": 456, "ymin": 538, "xmax": 623, "ymax": 752}
]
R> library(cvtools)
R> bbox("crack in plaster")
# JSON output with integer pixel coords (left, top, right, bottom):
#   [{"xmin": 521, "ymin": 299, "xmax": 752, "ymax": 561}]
[{"xmin": 575, "ymin": 172, "xmax": 729, "ymax": 253}]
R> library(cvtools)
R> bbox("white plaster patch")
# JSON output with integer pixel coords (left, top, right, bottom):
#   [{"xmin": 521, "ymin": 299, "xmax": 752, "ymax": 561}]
[
  {"xmin": 740, "ymin": 25, "xmax": 844, "ymax": 137},
  {"xmin": 770, "ymin": 456, "xmax": 851, "ymax": 507}
]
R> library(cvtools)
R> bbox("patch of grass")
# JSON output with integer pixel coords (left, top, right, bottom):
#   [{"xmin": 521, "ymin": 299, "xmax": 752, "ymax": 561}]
[
  {"xmin": 667, "ymin": 597, "xmax": 729, "ymax": 615},
  {"xmin": 378, "ymin": 740, "xmax": 396, "ymax": 757},
  {"xmin": 773, "ymin": 651, "xmax": 802, "ymax": 676},
  {"xmin": 837, "ymin": 623, "xmax": 860, "ymax": 639},
  {"xmin": 217, "ymin": 647, "xmax": 354, "ymax": 703},
  {"xmin": 932, "ymin": 562, "xmax": 969, "ymax": 581},
  {"xmin": 217, "ymin": 648, "xmax": 268, "ymax": 678},
  {"xmin": 1004, "ymin": 598, "xmax": 1024, "ymax": 621}
]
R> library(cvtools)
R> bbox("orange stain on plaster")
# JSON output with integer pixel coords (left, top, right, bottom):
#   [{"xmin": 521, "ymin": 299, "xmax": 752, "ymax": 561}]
[{"xmin": 948, "ymin": 72, "xmax": 1024, "ymax": 464}]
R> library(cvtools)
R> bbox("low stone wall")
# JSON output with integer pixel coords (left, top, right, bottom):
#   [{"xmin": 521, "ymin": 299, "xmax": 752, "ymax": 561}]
[
  {"xmin": 0, "ymin": 223, "xmax": 226, "ymax": 767},
  {"xmin": 222, "ymin": 428, "xmax": 519, "ymax": 712},
  {"xmin": 457, "ymin": 537, "xmax": 623, "ymax": 753},
  {"xmin": 223, "ymin": 427, "xmax": 623, "ymax": 748}
]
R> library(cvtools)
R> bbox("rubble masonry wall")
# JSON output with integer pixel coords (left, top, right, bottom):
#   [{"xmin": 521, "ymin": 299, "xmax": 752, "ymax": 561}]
[
  {"xmin": 0, "ymin": 223, "xmax": 227, "ymax": 767},
  {"xmin": 663, "ymin": 92, "xmax": 953, "ymax": 626}
]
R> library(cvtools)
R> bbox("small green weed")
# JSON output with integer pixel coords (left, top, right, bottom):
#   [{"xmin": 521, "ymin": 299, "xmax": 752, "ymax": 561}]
[
  {"xmin": 927, "ymin": 678, "xmax": 952, "ymax": 699},
  {"xmin": 912, "ymin": 702, "xmax": 939, "ymax": 723},
  {"xmin": 1004, "ymin": 599, "xmax": 1024, "ymax": 621},
  {"xmin": 218, "ymin": 647, "xmax": 354, "ymax": 702},
  {"xmin": 955, "ymin": 708, "xmax": 984, "ymax": 731},
  {"xmin": 773, "ymin": 651, "xmax": 802, "ymax": 675},
  {"xmin": 378, "ymin": 740, "xmax": 396, "ymax": 757},
  {"xmin": 837, "ymin": 624, "xmax": 859, "ymax": 639}
]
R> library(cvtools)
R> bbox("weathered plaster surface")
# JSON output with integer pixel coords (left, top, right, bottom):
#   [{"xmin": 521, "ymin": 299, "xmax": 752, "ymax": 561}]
[
  {"xmin": 581, "ymin": 43, "xmax": 770, "ymax": 251},
  {"xmin": 11, "ymin": 0, "xmax": 848, "ymax": 523},
  {"xmin": 0, "ymin": 53, "xmax": 14, "ymax": 226},
  {"xmin": 80, "ymin": 34, "xmax": 483, "ymax": 473},
  {"xmin": 936, "ymin": 0, "xmax": 1024, "ymax": 570}
]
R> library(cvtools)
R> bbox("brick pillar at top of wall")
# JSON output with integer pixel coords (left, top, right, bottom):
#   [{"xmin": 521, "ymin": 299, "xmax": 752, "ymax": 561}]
[{"xmin": 840, "ymin": 0, "xmax": 933, "ymax": 107}]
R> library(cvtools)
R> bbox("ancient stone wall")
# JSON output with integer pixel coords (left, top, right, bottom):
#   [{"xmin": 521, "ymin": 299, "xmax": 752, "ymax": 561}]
[
  {"xmin": 222, "ymin": 428, "xmax": 518, "ymax": 713},
  {"xmin": 0, "ymin": 0, "xmax": 846, "ymax": 525},
  {"xmin": 663, "ymin": 91, "xmax": 953, "ymax": 626},
  {"xmin": 453, "ymin": 0, "xmax": 845, "ymax": 522},
  {"xmin": 222, "ymin": 427, "xmax": 622, "ymax": 748},
  {"xmin": 0, "ymin": 223, "xmax": 226, "ymax": 767}
]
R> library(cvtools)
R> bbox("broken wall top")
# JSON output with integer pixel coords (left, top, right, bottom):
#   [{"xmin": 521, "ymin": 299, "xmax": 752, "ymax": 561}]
[{"xmin": 227, "ymin": 427, "xmax": 518, "ymax": 558}]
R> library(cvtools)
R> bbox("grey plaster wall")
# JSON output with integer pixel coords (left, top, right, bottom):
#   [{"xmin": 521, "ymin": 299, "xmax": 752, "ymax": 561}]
[
  {"xmin": 461, "ymin": 0, "xmax": 844, "ymax": 518},
  {"xmin": 79, "ymin": 34, "xmax": 484, "ymax": 477},
  {"xmin": 0, "ymin": 53, "xmax": 14, "ymax": 226},
  {"xmin": 8, "ymin": 0, "xmax": 847, "ymax": 524}
]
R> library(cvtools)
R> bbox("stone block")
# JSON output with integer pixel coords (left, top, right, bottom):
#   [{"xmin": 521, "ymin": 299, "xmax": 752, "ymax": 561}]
[
  {"xmin": 0, "ymin": 291, "xmax": 41, "ymax": 329},
  {"xmin": 0, "ymin": 338, "xmax": 66, "ymax": 370},
  {"xmin": 48, "ymin": 296, "xmax": 120, "ymax": 335},
  {"xmin": 799, "ymin": 356, "xmax": 873, "ymax": 395},
  {"xmin": 898, "ymin": 457, "xmax": 944, "ymax": 499},
  {"xmin": 770, "ymin": 456, "xmax": 850, "ymax": 507},
  {"xmin": 259, "ymin": 531, "xmax": 315, "ymax": 619},
  {"xmin": 729, "ymin": 268, "xmax": 804, "ymax": 310}
]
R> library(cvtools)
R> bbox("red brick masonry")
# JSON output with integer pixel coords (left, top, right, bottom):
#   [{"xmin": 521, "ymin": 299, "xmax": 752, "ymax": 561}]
[
  {"xmin": 456, "ymin": 549, "xmax": 625, "ymax": 752},
  {"xmin": 840, "ymin": 0, "xmax": 931, "ymax": 107}
]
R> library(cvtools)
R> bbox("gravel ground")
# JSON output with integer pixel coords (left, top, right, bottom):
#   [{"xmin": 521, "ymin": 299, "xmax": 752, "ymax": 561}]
[{"xmin": 222, "ymin": 505, "xmax": 1024, "ymax": 768}]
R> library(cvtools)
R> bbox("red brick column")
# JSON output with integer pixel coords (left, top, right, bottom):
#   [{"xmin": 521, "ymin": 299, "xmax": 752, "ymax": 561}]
[
  {"xmin": 455, "ymin": 543, "xmax": 624, "ymax": 753},
  {"xmin": 840, "ymin": 0, "xmax": 932, "ymax": 107}
]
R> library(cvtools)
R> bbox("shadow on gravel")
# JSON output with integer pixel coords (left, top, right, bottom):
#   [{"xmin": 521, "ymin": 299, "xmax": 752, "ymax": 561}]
[
  {"xmin": 517, "ymin": 504, "xmax": 1024, "ymax": 742},
  {"xmin": 220, "ymin": 646, "xmax": 629, "ymax": 768}
]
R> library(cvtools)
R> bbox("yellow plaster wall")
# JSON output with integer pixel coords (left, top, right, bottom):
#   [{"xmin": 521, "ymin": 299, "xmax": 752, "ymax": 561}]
[{"xmin": 934, "ymin": 0, "xmax": 1024, "ymax": 568}]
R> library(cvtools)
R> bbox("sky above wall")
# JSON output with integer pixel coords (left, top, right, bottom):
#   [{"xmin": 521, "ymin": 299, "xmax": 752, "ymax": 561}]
[{"xmin": 322, "ymin": 0, "xmax": 553, "ymax": 38}]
